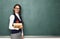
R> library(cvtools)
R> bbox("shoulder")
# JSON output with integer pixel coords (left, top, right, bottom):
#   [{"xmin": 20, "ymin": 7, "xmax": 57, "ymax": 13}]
[{"xmin": 9, "ymin": 15, "xmax": 15, "ymax": 19}]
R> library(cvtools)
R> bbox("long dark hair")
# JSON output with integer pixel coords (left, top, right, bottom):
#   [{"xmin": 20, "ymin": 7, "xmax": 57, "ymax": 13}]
[{"xmin": 13, "ymin": 4, "xmax": 21, "ymax": 15}]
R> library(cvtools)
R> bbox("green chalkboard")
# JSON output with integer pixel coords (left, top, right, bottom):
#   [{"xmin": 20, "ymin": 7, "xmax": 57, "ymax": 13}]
[{"xmin": 0, "ymin": 0, "xmax": 60, "ymax": 36}]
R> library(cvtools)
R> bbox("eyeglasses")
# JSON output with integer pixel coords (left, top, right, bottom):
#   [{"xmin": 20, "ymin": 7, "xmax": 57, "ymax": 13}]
[{"xmin": 15, "ymin": 8, "xmax": 20, "ymax": 9}]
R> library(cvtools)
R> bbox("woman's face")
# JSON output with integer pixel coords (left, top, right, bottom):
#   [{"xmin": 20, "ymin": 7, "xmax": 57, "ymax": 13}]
[{"xmin": 14, "ymin": 6, "xmax": 20, "ymax": 13}]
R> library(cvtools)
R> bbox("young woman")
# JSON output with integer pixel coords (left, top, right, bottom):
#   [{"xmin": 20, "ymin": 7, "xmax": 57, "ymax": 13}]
[{"xmin": 9, "ymin": 4, "xmax": 24, "ymax": 39}]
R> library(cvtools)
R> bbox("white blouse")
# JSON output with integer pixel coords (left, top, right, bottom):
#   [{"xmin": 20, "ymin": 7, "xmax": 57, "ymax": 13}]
[{"xmin": 9, "ymin": 13, "xmax": 21, "ymax": 30}]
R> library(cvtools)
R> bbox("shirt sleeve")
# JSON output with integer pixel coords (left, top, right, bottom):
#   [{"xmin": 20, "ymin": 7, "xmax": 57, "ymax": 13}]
[{"xmin": 9, "ymin": 15, "xmax": 19, "ymax": 30}]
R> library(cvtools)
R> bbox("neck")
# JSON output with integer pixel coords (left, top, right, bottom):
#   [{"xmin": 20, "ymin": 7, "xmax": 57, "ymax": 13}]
[{"xmin": 15, "ymin": 13, "xmax": 19, "ymax": 15}]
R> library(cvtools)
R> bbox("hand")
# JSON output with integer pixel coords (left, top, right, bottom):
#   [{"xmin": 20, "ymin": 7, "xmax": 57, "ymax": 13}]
[
  {"xmin": 22, "ymin": 35, "xmax": 24, "ymax": 39},
  {"xmin": 19, "ymin": 25, "xmax": 23, "ymax": 29},
  {"xmin": 13, "ymin": 25, "xmax": 20, "ymax": 28},
  {"xmin": 13, "ymin": 25, "xmax": 23, "ymax": 29}
]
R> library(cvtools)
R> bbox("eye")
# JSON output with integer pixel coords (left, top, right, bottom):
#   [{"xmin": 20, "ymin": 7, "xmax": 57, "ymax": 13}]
[{"xmin": 15, "ymin": 8, "xmax": 20, "ymax": 9}]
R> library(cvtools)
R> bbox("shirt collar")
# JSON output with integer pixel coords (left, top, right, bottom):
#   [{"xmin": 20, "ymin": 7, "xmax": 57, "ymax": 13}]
[
  {"xmin": 15, "ymin": 13, "xmax": 19, "ymax": 16},
  {"xmin": 15, "ymin": 13, "xmax": 21, "ymax": 21}
]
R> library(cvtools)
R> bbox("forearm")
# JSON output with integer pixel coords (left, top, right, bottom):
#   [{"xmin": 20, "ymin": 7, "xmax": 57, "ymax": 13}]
[{"xmin": 12, "ymin": 23, "xmax": 23, "ymax": 29}]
